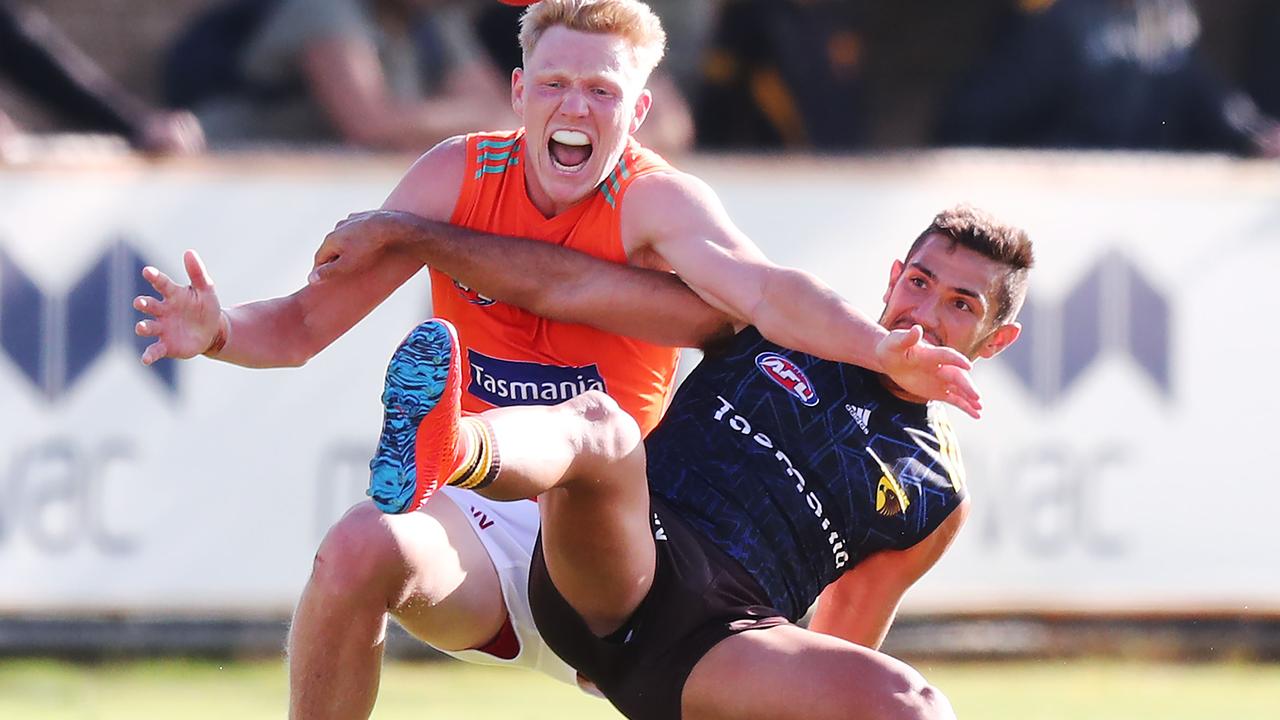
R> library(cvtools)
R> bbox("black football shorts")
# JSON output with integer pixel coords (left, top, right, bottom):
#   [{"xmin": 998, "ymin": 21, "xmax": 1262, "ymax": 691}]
[{"xmin": 528, "ymin": 494, "xmax": 789, "ymax": 720}]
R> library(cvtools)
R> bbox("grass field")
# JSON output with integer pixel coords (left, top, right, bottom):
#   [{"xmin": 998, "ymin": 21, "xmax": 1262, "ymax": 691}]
[{"xmin": 2, "ymin": 657, "xmax": 1278, "ymax": 719}]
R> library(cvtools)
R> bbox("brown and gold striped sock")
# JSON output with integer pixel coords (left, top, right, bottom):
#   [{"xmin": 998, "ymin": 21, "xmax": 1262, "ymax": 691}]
[{"xmin": 447, "ymin": 417, "xmax": 500, "ymax": 491}]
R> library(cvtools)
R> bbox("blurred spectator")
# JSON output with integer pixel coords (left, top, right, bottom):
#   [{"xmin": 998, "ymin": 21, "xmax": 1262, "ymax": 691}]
[
  {"xmin": 472, "ymin": 0, "xmax": 697, "ymax": 156},
  {"xmin": 0, "ymin": 0, "xmax": 205, "ymax": 159},
  {"xmin": 168, "ymin": 0, "xmax": 516, "ymax": 151},
  {"xmin": 937, "ymin": 0, "xmax": 1280, "ymax": 157},
  {"xmin": 646, "ymin": 0, "xmax": 717, "ymax": 103},
  {"xmin": 694, "ymin": 0, "xmax": 868, "ymax": 151},
  {"xmin": 1244, "ymin": 1, "xmax": 1280, "ymax": 121}
]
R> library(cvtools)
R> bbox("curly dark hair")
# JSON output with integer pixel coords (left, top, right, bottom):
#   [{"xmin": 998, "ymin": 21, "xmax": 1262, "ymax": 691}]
[{"xmin": 907, "ymin": 205, "xmax": 1035, "ymax": 324}]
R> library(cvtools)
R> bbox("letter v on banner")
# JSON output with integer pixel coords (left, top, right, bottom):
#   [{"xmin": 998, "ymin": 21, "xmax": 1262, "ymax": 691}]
[
  {"xmin": 0, "ymin": 238, "xmax": 178, "ymax": 401},
  {"xmin": 998, "ymin": 250, "xmax": 1170, "ymax": 405}
]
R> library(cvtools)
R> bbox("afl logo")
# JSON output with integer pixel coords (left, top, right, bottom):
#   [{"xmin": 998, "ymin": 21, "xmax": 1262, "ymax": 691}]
[
  {"xmin": 755, "ymin": 352, "xmax": 819, "ymax": 406},
  {"xmin": 453, "ymin": 279, "xmax": 496, "ymax": 306}
]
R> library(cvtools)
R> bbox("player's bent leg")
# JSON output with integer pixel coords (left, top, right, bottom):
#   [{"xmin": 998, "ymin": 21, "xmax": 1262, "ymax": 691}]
[
  {"xmin": 482, "ymin": 389, "xmax": 657, "ymax": 636},
  {"xmin": 375, "ymin": 321, "xmax": 655, "ymax": 638},
  {"xmin": 287, "ymin": 495, "xmax": 506, "ymax": 720},
  {"xmin": 682, "ymin": 624, "xmax": 956, "ymax": 720},
  {"xmin": 534, "ymin": 392, "xmax": 655, "ymax": 637}
]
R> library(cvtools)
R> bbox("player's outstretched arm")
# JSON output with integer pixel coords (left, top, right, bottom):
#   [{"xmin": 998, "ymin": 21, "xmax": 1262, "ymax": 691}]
[
  {"xmin": 311, "ymin": 210, "xmax": 734, "ymax": 349},
  {"xmin": 625, "ymin": 171, "xmax": 982, "ymax": 416},
  {"xmin": 809, "ymin": 498, "xmax": 970, "ymax": 649},
  {"xmin": 134, "ymin": 248, "xmax": 421, "ymax": 368},
  {"xmin": 134, "ymin": 136, "xmax": 466, "ymax": 368}
]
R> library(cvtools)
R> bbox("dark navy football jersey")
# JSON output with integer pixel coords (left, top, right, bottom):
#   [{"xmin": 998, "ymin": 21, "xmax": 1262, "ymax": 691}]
[{"xmin": 645, "ymin": 327, "xmax": 968, "ymax": 620}]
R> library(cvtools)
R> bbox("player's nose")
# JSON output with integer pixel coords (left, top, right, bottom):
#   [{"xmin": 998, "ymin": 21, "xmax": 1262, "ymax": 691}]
[
  {"xmin": 915, "ymin": 296, "xmax": 944, "ymax": 326},
  {"xmin": 903, "ymin": 307, "xmax": 943, "ymax": 345},
  {"xmin": 558, "ymin": 89, "xmax": 589, "ymax": 117}
]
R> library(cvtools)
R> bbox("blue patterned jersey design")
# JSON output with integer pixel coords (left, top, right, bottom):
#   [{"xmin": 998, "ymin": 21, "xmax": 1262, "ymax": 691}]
[{"xmin": 645, "ymin": 327, "xmax": 968, "ymax": 620}]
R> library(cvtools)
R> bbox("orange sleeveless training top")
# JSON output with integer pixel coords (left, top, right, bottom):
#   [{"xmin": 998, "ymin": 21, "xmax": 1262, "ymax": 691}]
[{"xmin": 435, "ymin": 129, "xmax": 680, "ymax": 435}]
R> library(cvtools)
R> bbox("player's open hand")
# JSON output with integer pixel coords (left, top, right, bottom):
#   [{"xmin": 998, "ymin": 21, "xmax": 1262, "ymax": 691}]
[
  {"xmin": 309, "ymin": 210, "xmax": 405, "ymax": 284},
  {"xmin": 877, "ymin": 325, "xmax": 983, "ymax": 419},
  {"xmin": 133, "ymin": 250, "xmax": 222, "ymax": 364}
]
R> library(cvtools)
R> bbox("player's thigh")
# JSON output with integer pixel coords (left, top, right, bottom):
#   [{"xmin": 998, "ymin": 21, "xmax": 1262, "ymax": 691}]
[
  {"xmin": 391, "ymin": 494, "xmax": 509, "ymax": 650},
  {"xmin": 682, "ymin": 624, "xmax": 954, "ymax": 720},
  {"xmin": 320, "ymin": 497, "xmax": 507, "ymax": 651},
  {"xmin": 532, "ymin": 391, "xmax": 657, "ymax": 636},
  {"xmin": 537, "ymin": 481, "xmax": 655, "ymax": 638}
]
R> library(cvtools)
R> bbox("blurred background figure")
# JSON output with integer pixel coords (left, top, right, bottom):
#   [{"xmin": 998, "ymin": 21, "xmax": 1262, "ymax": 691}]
[
  {"xmin": 936, "ymin": 0, "xmax": 1280, "ymax": 157},
  {"xmin": 472, "ymin": 0, "xmax": 699, "ymax": 155},
  {"xmin": 694, "ymin": 0, "xmax": 868, "ymax": 152},
  {"xmin": 1243, "ymin": 1, "xmax": 1280, "ymax": 137},
  {"xmin": 167, "ymin": 0, "xmax": 516, "ymax": 151},
  {"xmin": 0, "ymin": 0, "xmax": 205, "ymax": 160}
]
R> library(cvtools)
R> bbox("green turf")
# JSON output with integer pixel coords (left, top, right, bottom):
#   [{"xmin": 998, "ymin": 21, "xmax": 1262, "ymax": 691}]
[
  {"xmin": 1, "ymin": 658, "xmax": 1278, "ymax": 719},
  {"xmin": 921, "ymin": 659, "xmax": 1280, "ymax": 720}
]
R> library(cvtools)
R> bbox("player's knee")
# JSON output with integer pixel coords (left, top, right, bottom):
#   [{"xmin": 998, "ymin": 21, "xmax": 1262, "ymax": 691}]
[
  {"xmin": 567, "ymin": 388, "xmax": 626, "ymax": 423},
  {"xmin": 916, "ymin": 683, "xmax": 956, "ymax": 720},
  {"xmin": 308, "ymin": 502, "xmax": 414, "ymax": 600},
  {"xmin": 886, "ymin": 676, "xmax": 956, "ymax": 720},
  {"xmin": 567, "ymin": 389, "xmax": 643, "ymax": 467}
]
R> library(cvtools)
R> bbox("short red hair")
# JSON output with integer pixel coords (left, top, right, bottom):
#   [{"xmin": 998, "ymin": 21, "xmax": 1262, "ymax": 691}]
[{"xmin": 518, "ymin": 0, "xmax": 667, "ymax": 80}]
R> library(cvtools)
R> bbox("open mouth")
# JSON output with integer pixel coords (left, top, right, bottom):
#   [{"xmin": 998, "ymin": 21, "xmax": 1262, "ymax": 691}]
[{"xmin": 548, "ymin": 129, "xmax": 593, "ymax": 172}]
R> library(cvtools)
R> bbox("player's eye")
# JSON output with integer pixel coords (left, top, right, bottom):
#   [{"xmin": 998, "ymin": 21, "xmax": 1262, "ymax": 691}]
[{"xmin": 953, "ymin": 299, "xmax": 972, "ymax": 313}]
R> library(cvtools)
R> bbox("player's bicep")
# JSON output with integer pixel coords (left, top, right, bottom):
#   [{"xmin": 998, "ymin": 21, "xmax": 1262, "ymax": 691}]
[
  {"xmin": 657, "ymin": 230, "xmax": 775, "ymax": 323},
  {"xmin": 626, "ymin": 173, "xmax": 775, "ymax": 323}
]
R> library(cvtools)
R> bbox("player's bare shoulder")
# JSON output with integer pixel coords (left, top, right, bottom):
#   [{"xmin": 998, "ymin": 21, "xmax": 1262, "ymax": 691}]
[
  {"xmin": 383, "ymin": 134, "xmax": 470, "ymax": 221},
  {"xmin": 620, "ymin": 169, "xmax": 732, "ymax": 253},
  {"xmin": 625, "ymin": 168, "xmax": 722, "ymax": 216}
]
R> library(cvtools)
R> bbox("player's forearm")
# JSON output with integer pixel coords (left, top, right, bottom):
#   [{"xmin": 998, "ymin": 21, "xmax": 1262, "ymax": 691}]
[
  {"xmin": 382, "ymin": 212, "xmax": 732, "ymax": 347},
  {"xmin": 212, "ymin": 296, "xmax": 321, "ymax": 368},
  {"xmin": 217, "ymin": 266, "xmax": 408, "ymax": 367},
  {"xmin": 375, "ymin": 212, "xmax": 576, "ymax": 310},
  {"xmin": 809, "ymin": 593, "xmax": 898, "ymax": 650},
  {"xmin": 812, "ymin": 508, "xmax": 968, "ymax": 650},
  {"xmin": 551, "ymin": 268, "xmax": 734, "ymax": 348},
  {"xmin": 751, "ymin": 267, "xmax": 888, "ymax": 371}
]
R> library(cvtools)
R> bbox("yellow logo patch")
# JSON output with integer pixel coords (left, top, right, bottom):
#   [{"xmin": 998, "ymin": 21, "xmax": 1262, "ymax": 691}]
[{"xmin": 867, "ymin": 448, "xmax": 911, "ymax": 517}]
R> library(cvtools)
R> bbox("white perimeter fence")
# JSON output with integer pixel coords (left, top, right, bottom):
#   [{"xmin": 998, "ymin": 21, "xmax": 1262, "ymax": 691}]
[{"xmin": 1, "ymin": 151, "xmax": 1277, "ymax": 623}]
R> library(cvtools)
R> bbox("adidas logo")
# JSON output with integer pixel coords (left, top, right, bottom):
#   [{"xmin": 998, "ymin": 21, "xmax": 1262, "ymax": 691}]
[{"xmin": 846, "ymin": 404, "xmax": 872, "ymax": 434}]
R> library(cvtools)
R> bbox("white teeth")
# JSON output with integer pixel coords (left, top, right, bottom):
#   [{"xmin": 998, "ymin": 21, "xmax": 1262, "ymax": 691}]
[{"xmin": 551, "ymin": 129, "xmax": 590, "ymax": 146}]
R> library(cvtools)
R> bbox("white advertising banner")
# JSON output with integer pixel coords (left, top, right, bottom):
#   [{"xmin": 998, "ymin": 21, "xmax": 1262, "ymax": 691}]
[{"xmin": 1, "ymin": 152, "xmax": 1277, "ymax": 616}]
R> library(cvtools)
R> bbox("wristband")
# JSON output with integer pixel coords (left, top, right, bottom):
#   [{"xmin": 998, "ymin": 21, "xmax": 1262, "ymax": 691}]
[{"xmin": 202, "ymin": 310, "xmax": 230, "ymax": 357}]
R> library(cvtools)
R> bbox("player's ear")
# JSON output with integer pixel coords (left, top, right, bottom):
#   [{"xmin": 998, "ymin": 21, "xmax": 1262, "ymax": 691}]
[
  {"xmin": 629, "ymin": 88, "xmax": 653, "ymax": 134},
  {"xmin": 976, "ymin": 322, "xmax": 1021, "ymax": 359},
  {"xmin": 512, "ymin": 68, "xmax": 525, "ymax": 115},
  {"xmin": 883, "ymin": 260, "xmax": 905, "ymax": 304}
]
